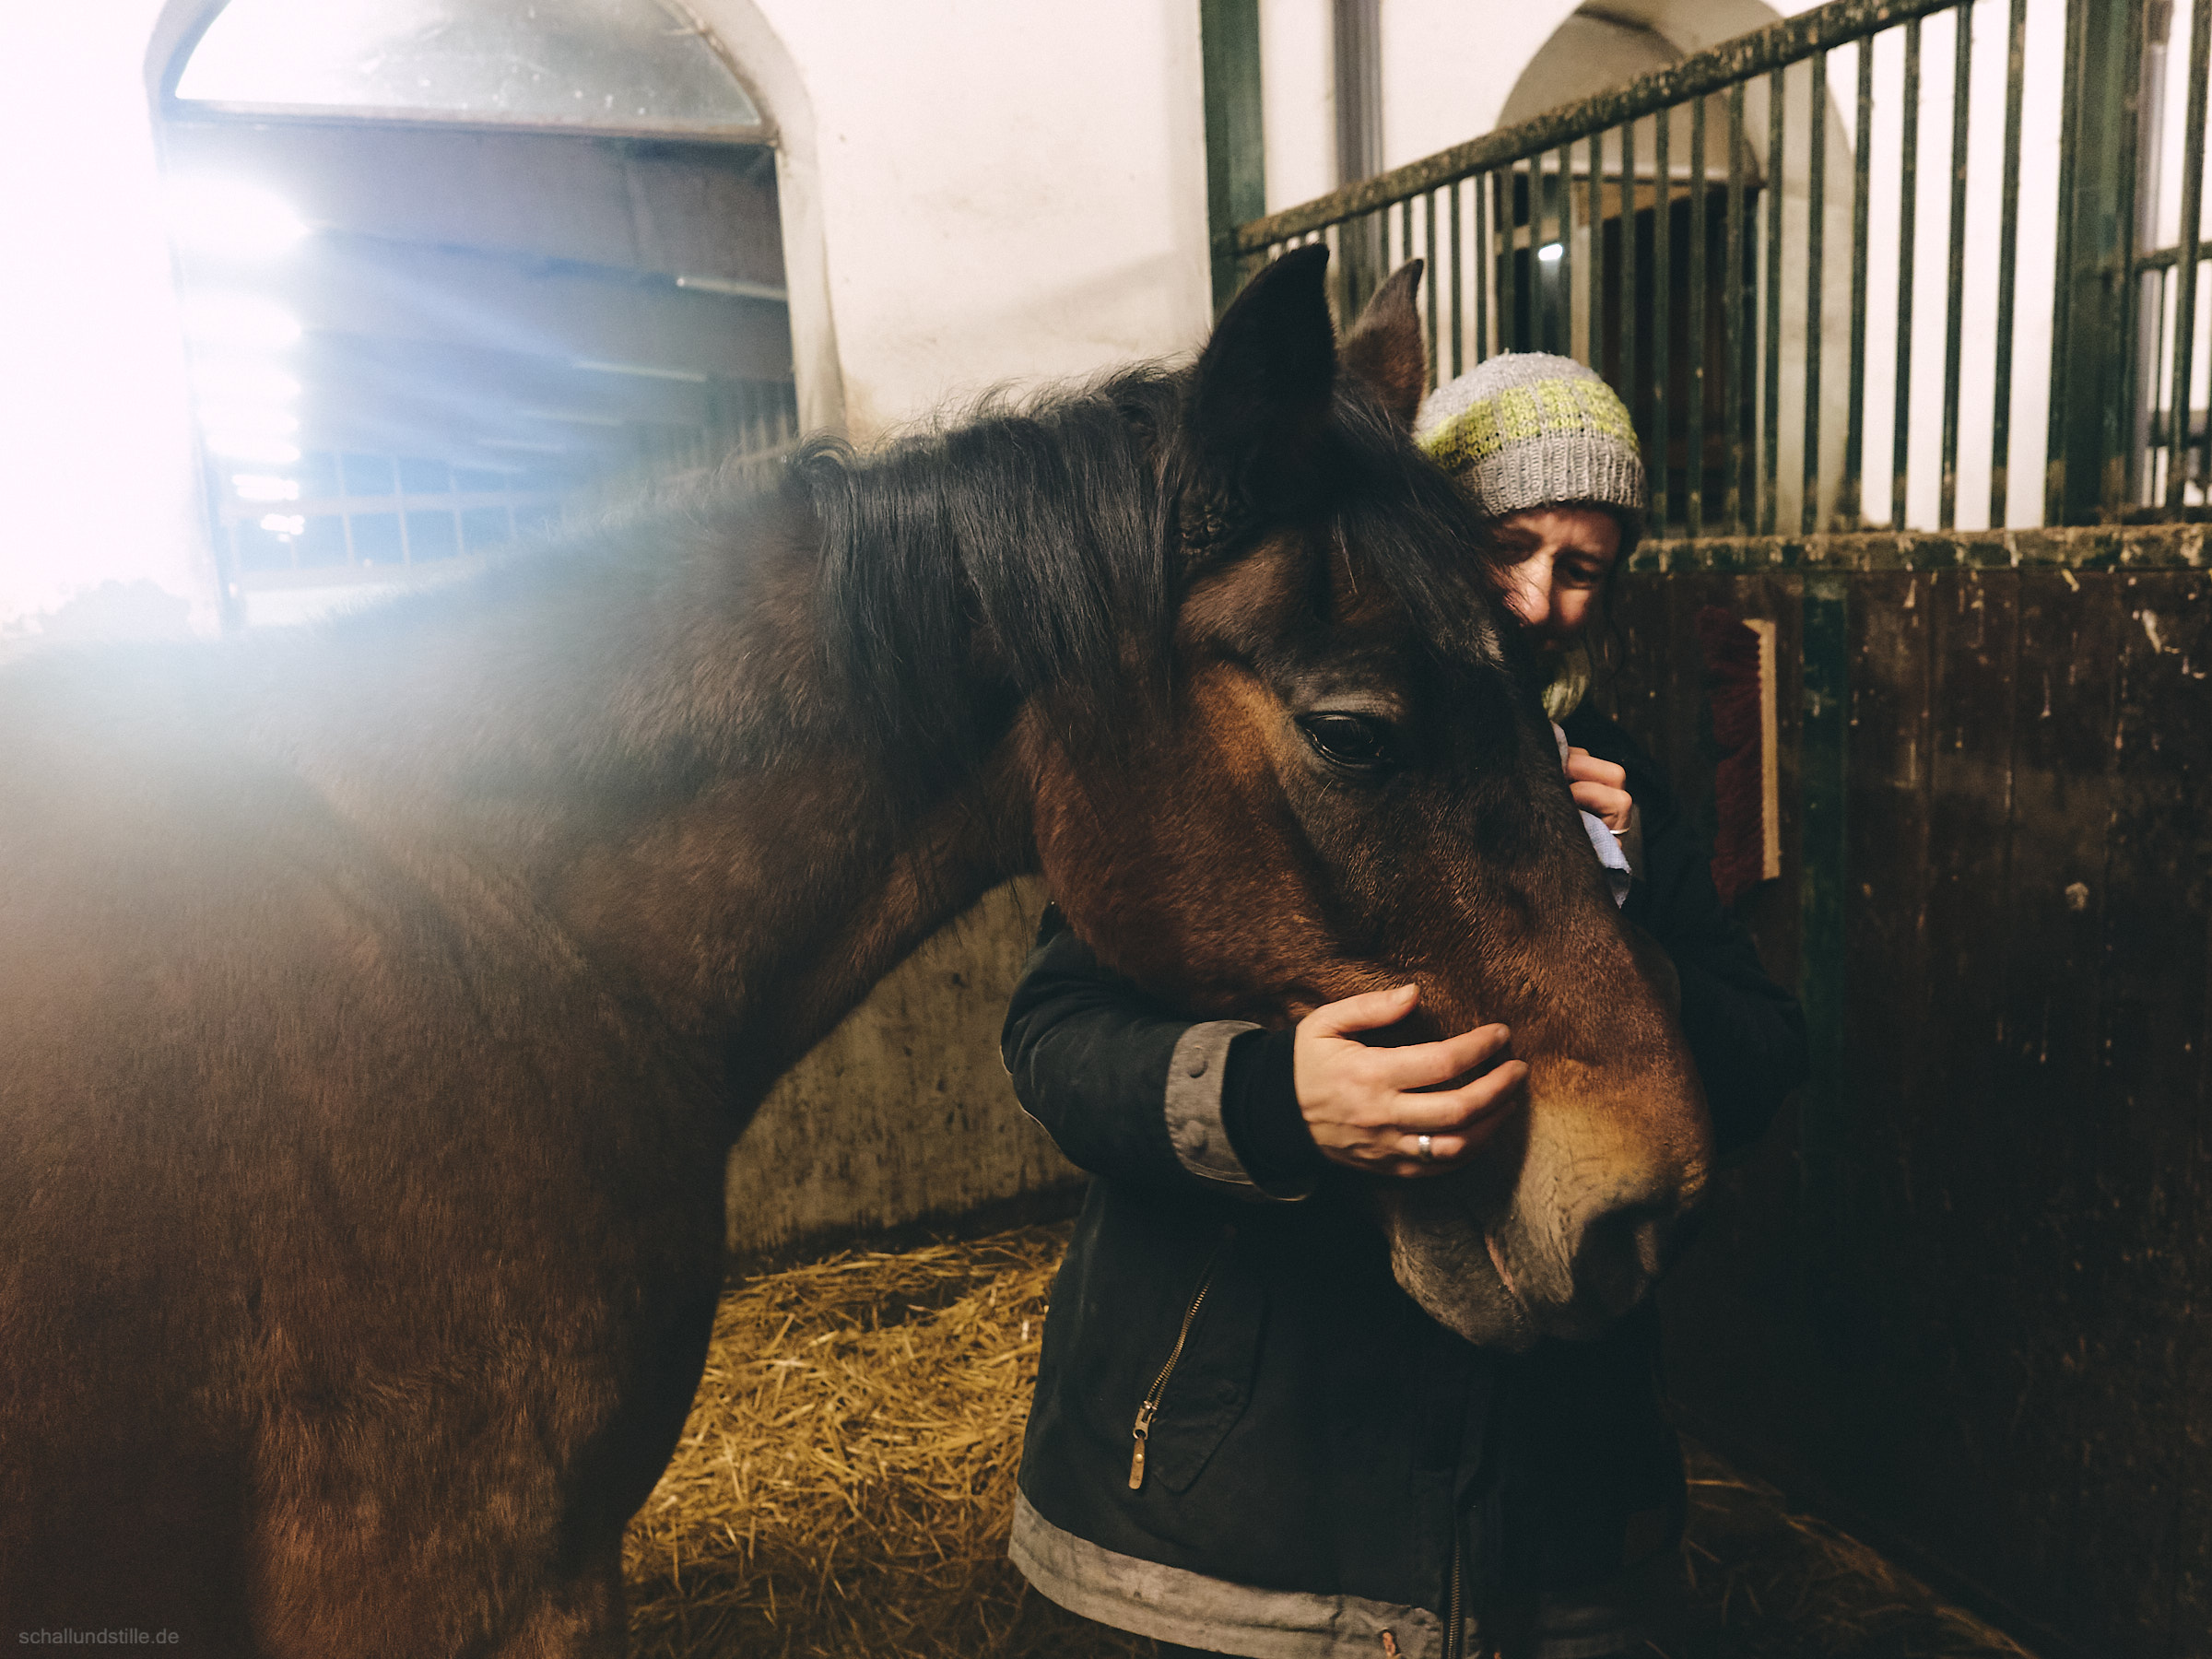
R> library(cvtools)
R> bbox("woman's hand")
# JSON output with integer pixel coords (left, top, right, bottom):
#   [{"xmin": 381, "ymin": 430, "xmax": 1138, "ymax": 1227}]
[
  {"xmin": 1564, "ymin": 746, "xmax": 1632, "ymax": 832},
  {"xmin": 1292, "ymin": 983, "xmax": 1528, "ymax": 1178}
]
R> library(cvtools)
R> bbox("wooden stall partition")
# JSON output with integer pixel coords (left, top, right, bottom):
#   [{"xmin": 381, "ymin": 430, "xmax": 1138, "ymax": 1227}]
[{"xmin": 1601, "ymin": 531, "xmax": 2212, "ymax": 1659}]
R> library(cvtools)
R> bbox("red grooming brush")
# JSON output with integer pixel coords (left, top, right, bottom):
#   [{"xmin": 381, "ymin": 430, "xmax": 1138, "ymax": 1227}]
[{"xmin": 1696, "ymin": 605, "xmax": 1782, "ymax": 906}]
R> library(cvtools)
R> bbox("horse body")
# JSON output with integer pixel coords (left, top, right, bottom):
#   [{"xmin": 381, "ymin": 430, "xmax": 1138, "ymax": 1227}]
[
  {"xmin": 0, "ymin": 251, "xmax": 1707, "ymax": 1652},
  {"xmin": 0, "ymin": 488, "xmax": 924, "ymax": 1650}
]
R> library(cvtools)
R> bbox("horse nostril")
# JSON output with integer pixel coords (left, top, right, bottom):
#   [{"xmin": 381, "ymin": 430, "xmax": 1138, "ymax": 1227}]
[
  {"xmin": 1571, "ymin": 1199, "xmax": 1680, "ymax": 1321},
  {"xmin": 1664, "ymin": 1204, "xmax": 1709, "ymax": 1265}
]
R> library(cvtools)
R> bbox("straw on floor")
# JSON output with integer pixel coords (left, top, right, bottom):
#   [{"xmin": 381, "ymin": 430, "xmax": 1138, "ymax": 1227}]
[{"xmin": 624, "ymin": 1223, "xmax": 2035, "ymax": 1659}]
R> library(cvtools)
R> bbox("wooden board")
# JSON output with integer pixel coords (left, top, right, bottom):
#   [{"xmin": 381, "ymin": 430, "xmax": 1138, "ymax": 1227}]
[{"xmin": 1632, "ymin": 564, "xmax": 2212, "ymax": 1659}]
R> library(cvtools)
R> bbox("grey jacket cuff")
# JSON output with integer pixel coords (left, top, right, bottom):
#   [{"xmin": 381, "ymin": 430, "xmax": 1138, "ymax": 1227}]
[{"xmin": 1163, "ymin": 1019, "xmax": 1265, "ymax": 1190}]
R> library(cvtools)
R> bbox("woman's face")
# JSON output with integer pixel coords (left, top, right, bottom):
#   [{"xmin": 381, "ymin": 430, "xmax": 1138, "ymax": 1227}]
[{"xmin": 1491, "ymin": 505, "xmax": 1621, "ymax": 653}]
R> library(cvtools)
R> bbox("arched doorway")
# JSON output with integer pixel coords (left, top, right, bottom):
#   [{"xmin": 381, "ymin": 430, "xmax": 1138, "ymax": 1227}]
[
  {"xmin": 1497, "ymin": 1, "xmax": 1853, "ymax": 533},
  {"xmin": 159, "ymin": 0, "xmax": 801, "ymax": 625}
]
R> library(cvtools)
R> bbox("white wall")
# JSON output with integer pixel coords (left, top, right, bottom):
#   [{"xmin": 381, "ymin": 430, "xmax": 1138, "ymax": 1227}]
[
  {"xmin": 1261, "ymin": 0, "xmax": 1337, "ymax": 213},
  {"xmin": 721, "ymin": 0, "xmax": 1215, "ymax": 441}
]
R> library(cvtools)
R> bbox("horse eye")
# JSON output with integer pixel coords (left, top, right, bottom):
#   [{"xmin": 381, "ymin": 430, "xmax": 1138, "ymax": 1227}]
[{"xmin": 1297, "ymin": 712, "xmax": 1392, "ymax": 769}]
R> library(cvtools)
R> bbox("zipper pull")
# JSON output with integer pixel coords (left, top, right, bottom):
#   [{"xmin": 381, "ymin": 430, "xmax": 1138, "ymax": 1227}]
[{"xmin": 1127, "ymin": 1401, "xmax": 1157, "ymax": 1490}]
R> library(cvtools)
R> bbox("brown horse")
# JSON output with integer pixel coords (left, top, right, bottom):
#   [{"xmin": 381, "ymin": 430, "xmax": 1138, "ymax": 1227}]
[{"xmin": 0, "ymin": 249, "xmax": 1706, "ymax": 1653}]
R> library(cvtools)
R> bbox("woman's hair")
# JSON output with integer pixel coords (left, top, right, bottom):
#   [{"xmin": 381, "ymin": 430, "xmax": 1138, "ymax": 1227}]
[{"xmin": 1474, "ymin": 500, "xmax": 1635, "ymax": 722}]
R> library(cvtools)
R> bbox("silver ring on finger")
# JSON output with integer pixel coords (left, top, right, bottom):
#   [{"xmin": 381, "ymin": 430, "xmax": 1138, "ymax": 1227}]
[{"xmin": 1418, "ymin": 1133, "xmax": 1435, "ymax": 1164}]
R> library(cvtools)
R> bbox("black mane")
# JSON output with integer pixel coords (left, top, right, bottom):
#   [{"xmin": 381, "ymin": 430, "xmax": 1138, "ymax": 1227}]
[{"xmin": 792, "ymin": 359, "xmax": 1515, "ymax": 767}]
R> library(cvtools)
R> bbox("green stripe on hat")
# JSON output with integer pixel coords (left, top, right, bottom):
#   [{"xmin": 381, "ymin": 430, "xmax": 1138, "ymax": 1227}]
[{"xmin": 1413, "ymin": 352, "xmax": 1646, "ymax": 520}]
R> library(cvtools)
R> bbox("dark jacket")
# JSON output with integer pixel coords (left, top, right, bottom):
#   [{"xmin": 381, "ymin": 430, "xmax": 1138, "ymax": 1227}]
[{"xmin": 1004, "ymin": 709, "xmax": 1806, "ymax": 1659}]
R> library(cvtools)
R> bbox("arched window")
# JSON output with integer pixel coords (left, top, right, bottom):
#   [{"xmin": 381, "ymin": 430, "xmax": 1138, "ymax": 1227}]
[
  {"xmin": 164, "ymin": 0, "xmax": 792, "ymax": 626},
  {"xmin": 173, "ymin": 0, "xmax": 764, "ymax": 139}
]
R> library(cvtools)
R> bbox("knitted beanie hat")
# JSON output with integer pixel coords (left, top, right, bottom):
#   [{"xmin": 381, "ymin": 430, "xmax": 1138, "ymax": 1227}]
[{"xmin": 1412, "ymin": 352, "xmax": 1646, "ymax": 522}]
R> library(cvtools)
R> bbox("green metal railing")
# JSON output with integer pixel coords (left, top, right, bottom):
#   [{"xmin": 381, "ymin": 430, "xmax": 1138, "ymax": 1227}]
[{"xmin": 1229, "ymin": 0, "xmax": 2212, "ymax": 534}]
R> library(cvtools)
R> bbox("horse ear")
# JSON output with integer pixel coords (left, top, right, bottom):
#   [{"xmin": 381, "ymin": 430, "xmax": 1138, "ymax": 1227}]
[
  {"xmin": 1339, "ymin": 260, "xmax": 1428, "ymax": 428},
  {"xmin": 1187, "ymin": 245, "xmax": 1337, "ymax": 524}
]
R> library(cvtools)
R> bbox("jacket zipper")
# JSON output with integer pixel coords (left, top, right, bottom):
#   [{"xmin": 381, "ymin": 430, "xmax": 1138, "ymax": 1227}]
[
  {"xmin": 1445, "ymin": 1526, "xmax": 1464, "ymax": 1659},
  {"xmin": 1127, "ymin": 1241, "xmax": 1226, "ymax": 1491}
]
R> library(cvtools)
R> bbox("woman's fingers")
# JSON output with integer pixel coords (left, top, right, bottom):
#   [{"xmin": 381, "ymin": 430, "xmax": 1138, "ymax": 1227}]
[
  {"xmin": 1299, "ymin": 1000, "xmax": 1529, "ymax": 1180},
  {"xmin": 1571, "ymin": 778, "xmax": 1633, "ymax": 831},
  {"xmin": 1565, "ymin": 747, "xmax": 1634, "ymax": 832},
  {"xmin": 1384, "ymin": 1060, "xmax": 1529, "ymax": 1131},
  {"xmin": 1562, "ymin": 747, "xmax": 1627, "ymax": 790},
  {"xmin": 1300, "ymin": 982, "xmax": 1419, "ymax": 1041},
  {"xmin": 1368, "ymin": 1021, "xmax": 1512, "ymax": 1089}
]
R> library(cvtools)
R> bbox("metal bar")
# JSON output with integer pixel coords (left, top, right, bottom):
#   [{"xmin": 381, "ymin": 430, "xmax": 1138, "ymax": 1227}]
[
  {"xmin": 1938, "ymin": 0, "xmax": 1972, "ymax": 528},
  {"xmin": 1727, "ymin": 82, "xmax": 1748, "ymax": 532},
  {"xmin": 1555, "ymin": 147, "xmax": 1573, "ymax": 359},
  {"xmin": 2112, "ymin": 0, "xmax": 2147, "ymax": 517},
  {"xmin": 1846, "ymin": 37, "xmax": 1874, "ymax": 528},
  {"xmin": 1499, "ymin": 171, "xmax": 1518, "ymax": 352},
  {"xmin": 2153, "ymin": 266, "xmax": 2175, "ymax": 500},
  {"xmin": 1991, "ymin": 0, "xmax": 2027, "ymax": 525},
  {"xmin": 1589, "ymin": 133, "xmax": 1606, "ymax": 372},
  {"xmin": 1425, "ymin": 189, "xmax": 1441, "ymax": 390},
  {"xmin": 1537, "ymin": 156, "xmax": 1551, "ymax": 351},
  {"xmin": 1688, "ymin": 95, "xmax": 1709, "ymax": 537},
  {"xmin": 1369, "ymin": 209, "xmax": 1383, "ymax": 315},
  {"xmin": 1234, "ymin": 0, "xmax": 1968, "ymax": 251},
  {"xmin": 1535, "ymin": 158, "xmax": 1551, "ymax": 352},
  {"xmin": 1622, "ymin": 121, "xmax": 1640, "ymax": 450},
  {"xmin": 1763, "ymin": 66, "xmax": 1784, "ymax": 535},
  {"xmin": 1475, "ymin": 174, "xmax": 1490, "ymax": 361},
  {"xmin": 2043, "ymin": 0, "xmax": 2085, "ymax": 524},
  {"xmin": 2134, "ymin": 242, "xmax": 2201, "ymax": 271},
  {"xmin": 1893, "ymin": 16, "xmax": 1923, "ymax": 530},
  {"xmin": 1451, "ymin": 178, "xmax": 1465, "ymax": 378},
  {"xmin": 1653, "ymin": 104, "xmax": 1673, "ymax": 532},
  {"xmin": 1804, "ymin": 52, "xmax": 1828, "ymax": 534},
  {"xmin": 2167, "ymin": 0, "xmax": 2210, "ymax": 510},
  {"xmin": 1200, "ymin": 0, "xmax": 1265, "ymax": 312}
]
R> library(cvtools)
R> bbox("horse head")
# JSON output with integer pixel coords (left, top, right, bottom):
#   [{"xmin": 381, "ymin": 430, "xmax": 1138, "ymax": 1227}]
[{"xmin": 1024, "ymin": 247, "xmax": 1712, "ymax": 1349}]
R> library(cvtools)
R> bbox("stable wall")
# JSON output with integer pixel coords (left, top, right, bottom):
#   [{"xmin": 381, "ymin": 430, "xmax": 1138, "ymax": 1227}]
[
  {"xmin": 724, "ymin": 880, "xmax": 1079, "ymax": 1265},
  {"xmin": 1603, "ymin": 526, "xmax": 2212, "ymax": 1659}
]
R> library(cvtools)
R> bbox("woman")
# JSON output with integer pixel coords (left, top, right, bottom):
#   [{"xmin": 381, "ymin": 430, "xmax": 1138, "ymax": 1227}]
[{"xmin": 1003, "ymin": 354, "xmax": 1806, "ymax": 1659}]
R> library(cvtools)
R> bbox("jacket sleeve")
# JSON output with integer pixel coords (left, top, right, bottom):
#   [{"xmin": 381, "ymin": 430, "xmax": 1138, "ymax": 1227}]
[
  {"xmin": 1565, "ymin": 710, "xmax": 1810, "ymax": 1162},
  {"xmin": 1001, "ymin": 907, "xmax": 1316, "ymax": 1200}
]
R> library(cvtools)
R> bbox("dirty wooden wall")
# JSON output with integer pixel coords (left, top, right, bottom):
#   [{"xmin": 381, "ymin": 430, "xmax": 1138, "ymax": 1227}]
[
  {"xmin": 1599, "ymin": 527, "xmax": 2212, "ymax": 1659},
  {"xmin": 724, "ymin": 877, "xmax": 1081, "ymax": 1265}
]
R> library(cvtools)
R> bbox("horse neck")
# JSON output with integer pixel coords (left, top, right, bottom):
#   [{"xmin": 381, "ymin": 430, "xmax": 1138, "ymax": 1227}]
[{"xmin": 256, "ymin": 483, "xmax": 1032, "ymax": 1077}]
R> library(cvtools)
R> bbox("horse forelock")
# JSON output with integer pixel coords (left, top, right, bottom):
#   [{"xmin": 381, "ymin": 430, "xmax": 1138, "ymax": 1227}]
[{"xmin": 1307, "ymin": 386, "xmax": 1523, "ymax": 684}]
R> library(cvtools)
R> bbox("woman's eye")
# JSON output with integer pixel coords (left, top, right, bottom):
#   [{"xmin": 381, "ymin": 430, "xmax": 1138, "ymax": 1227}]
[{"xmin": 1297, "ymin": 713, "xmax": 1392, "ymax": 769}]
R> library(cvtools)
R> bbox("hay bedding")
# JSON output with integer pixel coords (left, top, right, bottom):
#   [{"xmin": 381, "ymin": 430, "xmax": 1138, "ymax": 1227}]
[{"xmin": 624, "ymin": 1225, "xmax": 2035, "ymax": 1659}]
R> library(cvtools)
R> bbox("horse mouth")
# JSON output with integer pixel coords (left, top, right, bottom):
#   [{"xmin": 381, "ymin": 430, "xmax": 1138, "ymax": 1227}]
[
  {"xmin": 1484, "ymin": 1228, "xmax": 1524, "ymax": 1312},
  {"xmin": 1381, "ymin": 1202, "xmax": 1538, "ymax": 1351}
]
